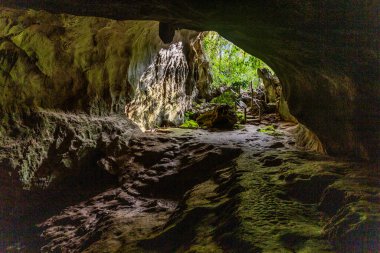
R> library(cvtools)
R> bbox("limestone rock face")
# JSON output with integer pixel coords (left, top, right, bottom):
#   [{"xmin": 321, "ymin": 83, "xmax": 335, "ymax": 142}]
[
  {"xmin": 0, "ymin": 8, "xmax": 210, "ymax": 130},
  {"xmin": 0, "ymin": 111, "xmax": 141, "ymax": 248},
  {"xmin": 126, "ymin": 32, "xmax": 211, "ymax": 129},
  {"xmin": 0, "ymin": 111, "xmax": 140, "ymax": 190},
  {"xmin": 2, "ymin": 0, "xmax": 377, "ymax": 160},
  {"xmin": 258, "ymin": 68, "xmax": 280, "ymax": 104}
]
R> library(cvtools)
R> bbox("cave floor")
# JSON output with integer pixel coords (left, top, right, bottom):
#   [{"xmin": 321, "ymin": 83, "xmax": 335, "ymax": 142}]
[{"xmin": 3, "ymin": 121, "xmax": 379, "ymax": 253}]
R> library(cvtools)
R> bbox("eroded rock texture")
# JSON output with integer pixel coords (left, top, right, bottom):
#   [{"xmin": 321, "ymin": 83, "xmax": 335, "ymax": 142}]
[
  {"xmin": 2, "ymin": 0, "xmax": 378, "ymax": 160},
  {"xmin": 126, "ymin": 32, "xmax": 211, "ymax": 129},
  {"xmin": 0, "ymin": 111, "xmax": 141, "ymax": 250},
  {"xmin": 0, "ymin": 2, "xmax": 379, "ymax": 253},
  {"xmin": 0, "ymin": 8, "xmax": 210, "ymax": 130},
  {"xmin": 3, "ymin": 124, "xmax": 378, "ymax": 252}
]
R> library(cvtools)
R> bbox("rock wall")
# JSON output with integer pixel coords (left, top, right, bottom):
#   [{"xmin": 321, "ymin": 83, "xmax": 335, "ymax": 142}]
[
  {"xmin": 126, "ymin": 32, "xmax": 211, "ymax": 130},
  {"xmin": 257, "ymin": 68, "xmax": 280, "ymax": 104},
  {"xmin": 0, "ymin": 9, "xmax": 211, "ymax": 238},
  {"xmin": 0, "ymin": 111, "xmax": 140, "ymax": 190},
  {"xmin": 0, "ymin": 111, "xmax": 141, "ymax": 249},
  {"xmin": 0, "ymin": 8, "xmax": 210, "ymax": 132},
  {"xmin": 3, "ymin": 1, "xmax": 377, "ymax": 161},
  {"xmin": 257, "ymin": 68, "xmax": 324, "ymax": 154}
]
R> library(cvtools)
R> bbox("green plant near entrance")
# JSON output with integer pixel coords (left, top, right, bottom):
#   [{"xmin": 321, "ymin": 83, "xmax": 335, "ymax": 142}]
[
  {"xmin": 210, "ymin": 90, "xmax": 237, "ymax": 106},
  {"xmin": 257, "ymin": 125, "xmax": 282, "ymax": 136},
  {"xmin": 180, "ymin": 111, "xmax": 199, "ymax": 129},
  {"xmin": 180, "ymin": 119, "xmax": 199, "ymax": 129},
  {"xmin": 236, "ymin": 111, "xmax": 245, "ymax": 123}
]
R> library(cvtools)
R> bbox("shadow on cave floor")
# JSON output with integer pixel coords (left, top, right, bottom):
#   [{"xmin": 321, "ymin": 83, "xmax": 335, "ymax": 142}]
[
  {"xmin": 0, "ymin": 162, "xmax": 120, "ymax": 252},
  {"xmin": 2, "ymin": 121, "xmax": 379, "ymax": 253}
]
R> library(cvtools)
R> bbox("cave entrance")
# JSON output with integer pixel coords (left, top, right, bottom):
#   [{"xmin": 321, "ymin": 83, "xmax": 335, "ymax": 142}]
[
  {"xmin": 202, "ymin": 31, "xmax": 272, "ymax": 92},
  {"xmin": 183, "ymin": 31, "xmax": 287, "ymax": 129}
]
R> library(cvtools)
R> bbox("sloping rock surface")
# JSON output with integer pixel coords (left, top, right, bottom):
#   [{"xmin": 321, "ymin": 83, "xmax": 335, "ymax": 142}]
[{"xmin": 2, "ymin": 122, "xmax": 378, "ymax": 252}]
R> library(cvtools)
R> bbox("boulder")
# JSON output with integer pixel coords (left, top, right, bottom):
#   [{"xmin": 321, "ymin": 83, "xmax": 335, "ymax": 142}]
[
  {"xmin": 257, "ymin": 68, "xmax": 281, "ymax": 104},
  {"xmin": 196, "ymin": 104, "xmax": 238, "ymax": 130}
]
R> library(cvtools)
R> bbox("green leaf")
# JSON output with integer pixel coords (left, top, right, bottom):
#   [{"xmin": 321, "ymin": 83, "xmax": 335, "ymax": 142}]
[{"xmin": 202, "ymin": 32, "xmax": 272, "ymax": 89}]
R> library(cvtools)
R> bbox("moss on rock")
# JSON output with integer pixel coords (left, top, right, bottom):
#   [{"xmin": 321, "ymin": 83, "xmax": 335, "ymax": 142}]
[{"xmin": 180, "ymin": 119, "xmax": 199, "ymax": 129}]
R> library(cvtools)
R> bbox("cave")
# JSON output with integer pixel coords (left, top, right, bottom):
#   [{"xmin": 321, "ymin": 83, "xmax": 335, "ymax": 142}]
[{"xmin": 0, "ymin": 1, "xmax": 379, "ymax": 253}]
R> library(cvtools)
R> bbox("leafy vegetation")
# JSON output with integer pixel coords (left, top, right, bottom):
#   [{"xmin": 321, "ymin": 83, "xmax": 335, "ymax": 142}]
[
  {"xmin": 180, "ymin": 119, "xmax": 199, "ymax": 129},
  {"xmin": 236, "ymin": 111, "xmax": 245, "ymax": 123},
  {"xmin": 210, "ymin": 90, "xmax": 237, "ymax": 106},
  {"xmin": 202, "ymin": 32, "xmax": 270, "ymax": 89},
  {"xmin": 181, "ymin": 33, "xmax": 274, "ymax": 130},
  {"xmin": 184, "ymin": 111, "xmax": 196, "ymax": 121},
  {"xmin": 180, "ymin": 111, "xmax": 199, "ymax": 128}
]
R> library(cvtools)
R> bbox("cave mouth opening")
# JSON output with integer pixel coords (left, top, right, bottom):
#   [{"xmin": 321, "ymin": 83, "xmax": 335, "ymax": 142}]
[
  {"xmin": 201, "ymin": 31, "xmax": 273, "ymax": 94},
  {"xmin": 180, "ymin": 31, "xmax": 290, "ymax": 132}
]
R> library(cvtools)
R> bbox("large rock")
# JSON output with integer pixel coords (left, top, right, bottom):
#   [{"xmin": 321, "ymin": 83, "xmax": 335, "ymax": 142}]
[
  {"xmin": 196, "ymin": 104, "xmax": 238, "ymax": 129},
  {"xmin": 2, "ymin": 1, "xmax": 378, "ymax": 160},
  {"xmin": 0, "ymin": 111, "xmax": 141, "ymax": 249},
  {"xmin": 126, "ymin": 32, "xmax": 211, "ymax": 130},
  {"xmin": 257, "ymin": 68, "xmax": 281, "ymax": 104},
  {"xmin": 0, "ymin": 111, "xmax": 141, "ymax": 190}
]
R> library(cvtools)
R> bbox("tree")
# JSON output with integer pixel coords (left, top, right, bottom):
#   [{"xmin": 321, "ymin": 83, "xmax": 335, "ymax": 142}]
[{"xmin": 202, "ymin": 32, "xmax": 271, "ymax": 89}]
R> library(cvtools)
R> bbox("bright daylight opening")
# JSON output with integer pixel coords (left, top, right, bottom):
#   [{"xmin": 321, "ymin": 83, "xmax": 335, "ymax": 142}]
[{"xmin": 182, "ymin": 31, "xmax": 288, "ymax": 131}]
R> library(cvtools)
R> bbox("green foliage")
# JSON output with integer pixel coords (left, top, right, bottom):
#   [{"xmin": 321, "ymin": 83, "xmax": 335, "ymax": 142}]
[
  {"xmin": 181, "ymin": 111, "xmax": 199, "ymax": 128},
  {"xmin": 257, "ymin": 125, "xmax": 282, "ymax": 136},
  {"xmin": 180, "ymin": 119, "xmax": 199, "ymax": 129},
  {"xmin": 236, "ymin": 111, "xmax": 245, "ymax": 123},
  {"xmin": 210, "ymin": 90, "xmax": 237, "ymax": 106},
  {"xmin": 184, "ymin": 111, "xmax": 196, "ymax": 121},
  {"xmin": 202, "ymin": 32, "xmax": 270, "ymax": 89}
]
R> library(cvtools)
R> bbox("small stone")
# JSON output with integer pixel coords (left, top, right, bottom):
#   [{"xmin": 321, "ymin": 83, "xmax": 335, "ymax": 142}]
[{"xmin": 269, "ymin": 142, "xmax": 285, "ymax": 149}]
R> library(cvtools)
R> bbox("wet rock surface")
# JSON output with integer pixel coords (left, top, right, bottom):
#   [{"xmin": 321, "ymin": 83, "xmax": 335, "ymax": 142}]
[{"xmin": 1, "ymin": 119, "xmax": 379, "ymax": 252}]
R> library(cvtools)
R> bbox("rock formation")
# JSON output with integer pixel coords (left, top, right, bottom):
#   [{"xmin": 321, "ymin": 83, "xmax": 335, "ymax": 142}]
[
  {"xmin": 257, "ymin": 68, "xmax": 324, "ymax": 154},
  {"xmin": 0, "ymin": 111, "xmax": 141, "ymax": 250},
  {"xmin": 196, "ymin": 104, "xmax": 238, "ymax": 129},
  {"xmin": 2, "ymin": 0, "xmax": 378, "ymax": 160},
  {"xmin": 0, "ymin": 1, "xmax": 379, "ymax": 253},
  {"xmin": 257, "ymin": 68, "xmax": 281, "ymax": 104},
  {"xmin": 126, "ymin": 32, "xmax": 211, "ymax": 130},
  {"xmin": 3, "ymin": 123, "xmax": 378, "ymax": 252},
  {"xmin": 0, "ymin": 8, "xmax": 210, "ymax": 131}
]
